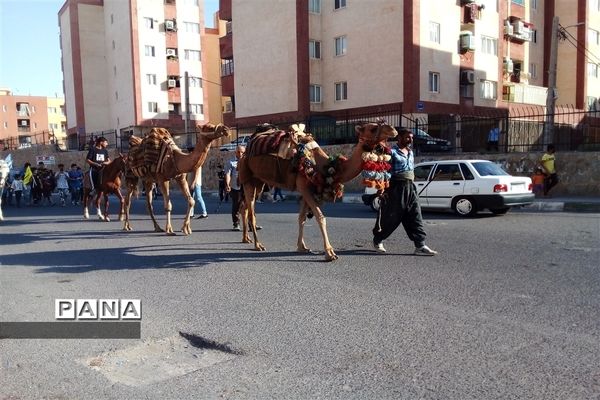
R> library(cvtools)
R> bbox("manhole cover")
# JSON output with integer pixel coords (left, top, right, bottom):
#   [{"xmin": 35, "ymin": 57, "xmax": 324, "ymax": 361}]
[{"xmin": 82, "ymin": 333, "xmax": 239, "ymax": 386}]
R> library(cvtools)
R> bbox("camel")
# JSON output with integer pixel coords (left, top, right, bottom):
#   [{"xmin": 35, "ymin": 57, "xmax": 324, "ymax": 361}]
[
  {"xmin": 238, "ymin": 121, "xmax": 398, "ymax": 261},
  {"xmin": 82, "ymin": 155, "xmax": 127, "ymax": 222},
  {"xmin": 123, "ymin": 123, "xmax": 229, "ymax": 235}
]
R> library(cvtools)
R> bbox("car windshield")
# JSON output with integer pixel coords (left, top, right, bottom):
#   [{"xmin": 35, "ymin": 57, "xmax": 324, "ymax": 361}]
[
  {"xmin": 412, "ymin": 129, "xmax": 433, "ymax": 139},
  {"xmin": 472, "ymin": 161, "xmax": 510, "ymax": 176}
]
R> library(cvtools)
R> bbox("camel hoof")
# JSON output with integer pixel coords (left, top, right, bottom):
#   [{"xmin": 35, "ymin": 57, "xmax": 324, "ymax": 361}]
[
  {"xmin": 242, "ymin": 238, "xmax": 252, "ymax": 244},
  {"xmin": 119, "ymin": 216, "xmax": 124, "ymax": 222},
  {"xmin": 297, "ymin": 247, "xmax": 311, "ymax": 253},
  {"xmin": 254, "ymin": 243, "xmax": 266, "ymax": 251},
  {"xmin": 325, "ymin": 254, "xmax": 338, "ymax": 262}
]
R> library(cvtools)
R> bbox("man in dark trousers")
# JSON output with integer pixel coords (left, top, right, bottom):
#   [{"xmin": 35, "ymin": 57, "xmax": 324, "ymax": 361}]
[
  {"xmin": 85, "ymin": 136, "xmax": 110, "ymax": 191},
  {"xmin": 372, "ymin": 128, "xmax": 438, "ymax": 255}
]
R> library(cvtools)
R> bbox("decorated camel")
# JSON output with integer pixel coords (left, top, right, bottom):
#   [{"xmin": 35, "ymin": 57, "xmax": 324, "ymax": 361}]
[
  {"xmin": 82, "ymin": 155, "xmax": 127, "ymax": 222},
  {"xmin": 123, "ymin": 123, "xmax": 229, "ymax": 235},
  {"xmin": 238, "ymin": 121, "xmax": 398, "ymax": 261}
]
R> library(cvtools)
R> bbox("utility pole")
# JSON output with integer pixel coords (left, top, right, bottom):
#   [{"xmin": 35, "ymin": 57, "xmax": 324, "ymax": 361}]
[
  {"xmin": 184, "ymin": 71, "xmax": 191, "ymax": 147},
  {"xmin": 544, "ymin": 16, "xmax": 559, "ymax": 147}
]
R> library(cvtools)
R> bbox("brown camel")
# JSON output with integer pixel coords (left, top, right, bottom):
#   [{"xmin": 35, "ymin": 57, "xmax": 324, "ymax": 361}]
[
  {"xmin": 82, "ymin": 155, "xmax": 127, "ymax": 222},
  {"xmin": 238, "ymin": 121, "xmax": 398, "ymax": 261},
  {"xmin": 123, "ymin": 123, "xmax": 229, "ymax": 235}
]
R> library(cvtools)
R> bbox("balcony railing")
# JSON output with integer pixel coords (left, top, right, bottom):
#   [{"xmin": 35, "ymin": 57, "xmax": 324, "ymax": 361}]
[{"xmin": 503, "ymin": 83, "xmax": 547, "ymax": 106}]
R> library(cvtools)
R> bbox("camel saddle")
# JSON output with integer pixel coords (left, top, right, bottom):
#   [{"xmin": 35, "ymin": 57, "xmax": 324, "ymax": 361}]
[
  {"xmin": 247, "ymin": 129, "xmax": 301, "ymax": 160},
  {"xmin": 127, "ymin": 128, "xmax": 176, "ymax": 177}
]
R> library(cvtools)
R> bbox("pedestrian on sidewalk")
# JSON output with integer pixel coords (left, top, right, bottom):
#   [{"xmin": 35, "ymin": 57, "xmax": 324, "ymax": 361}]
[
  {"xmin": 273, "ymin": 186, "xmax": 285, "ymax": 202},
  {"xmin": 10, "ymin": 174, "xmax": 24, "ymax": 208},
  {"xmin": 55, "ymin": 164, "xmax": 70, "ymax": 207},
  {"xmin": 217, "ymin": 164, "xmax": 229, "ymax": 203},
  {"xmin": 372, "ymin": 128, "xmax": 438, "ymax": 256},
  {"xmin": 225, "ymin": 146, "xmax": 245, "ymax": 231},
  {"xmin": 540, "ymin": 144, "xmax": 558, "ymax": 197},
  {"xmin": 531, "ymin": 167, "xmax": 545, "ymax": 198}
]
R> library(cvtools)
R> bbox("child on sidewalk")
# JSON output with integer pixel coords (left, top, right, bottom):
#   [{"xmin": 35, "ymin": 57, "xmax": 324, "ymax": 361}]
[
  {"xmin": 11, "ymin": 174, "xmax": 24, "ymax": 208},
  {"xmin": 532, "ymin": 167, "xmax": 545, "ymax": 198}
]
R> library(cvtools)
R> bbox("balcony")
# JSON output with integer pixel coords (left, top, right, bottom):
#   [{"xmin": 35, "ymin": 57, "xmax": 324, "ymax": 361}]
[
  {"xmin": 221, "ymin": 74, "xmax": 234, "ymax": 97},
  {"xmin": 220, "ymin": 33, "xmax": 233, "ymax": 59},
  {"xmin": 219, "ymin": 0, "xmax": 231, "ymax": 21},
  {"xmin": 502, "ymin": 83, "xmax": 547, "ymax": 106}
]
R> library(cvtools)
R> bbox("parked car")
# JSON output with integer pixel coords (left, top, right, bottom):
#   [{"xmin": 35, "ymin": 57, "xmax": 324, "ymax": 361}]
[
  {"xmin": 219, "ymin": 135, "xmax": 252, "ymax": 151},
  {"xmin": 363, "ymin": 159, "xmax": 534, "ymax": 217},
  {"xmin": 409, "ymin": 128, "xmax": 453, "ymax": 152}
]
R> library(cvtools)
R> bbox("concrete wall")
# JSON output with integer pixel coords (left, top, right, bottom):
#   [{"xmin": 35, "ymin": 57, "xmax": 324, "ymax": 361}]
[{"xmin": 4, "ymin": 146, "xmax": 598, "ymax": 197}]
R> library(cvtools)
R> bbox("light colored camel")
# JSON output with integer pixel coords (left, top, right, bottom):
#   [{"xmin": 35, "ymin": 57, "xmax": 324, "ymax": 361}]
[
  {"xmin": 123, "ymin": 123, "xmax": 229, "ymax": 235},
  {"xmin": 238, "ymin": 122, "xmax": 398, "ymax": 261}
]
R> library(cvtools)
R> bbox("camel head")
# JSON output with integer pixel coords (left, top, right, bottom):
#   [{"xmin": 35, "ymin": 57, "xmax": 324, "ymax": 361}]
[
  {"xmin": 196, "ymin": 123, "xmax": 231, "ymax": 141},
  {"xmin": 354, "ymin": 121, "xmax": 398, "ymax": 149}
]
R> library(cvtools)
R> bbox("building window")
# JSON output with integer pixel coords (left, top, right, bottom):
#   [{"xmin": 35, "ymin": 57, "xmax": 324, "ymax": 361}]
[
  {"xmin": 530, "ymin": 0, "xmax": 537, "ymax": 9},
  {"xmin": 48, "ymin": 106, "xmax": 57, "ymax": 114},
  {"xmin": 144, "ymin": 17, "xmax": 154, "ymax": 29},
  {"xmin": 112, "ymin": 40, "xmax": 115, "ymax": 50},
  {"xmin": 188, "ymin": 76, "xmax": 203, "ymax": 88},
  {"xmin": 588, "ymin": 62, "xmax": 599, "ymax": 78},
  {"xmin": 592, "ymin": 0, "xmax": 600, "ymax": 11},
  {"xmin": 110, "ymin": 14, "xmax": 114, "ymax": 24},
  {"xmin": 31, "ymin": 105, "xmax": 35, "ymax": 113},
  {"xmin": 589, "ymin": 29, "xmax": 600, "ymax": 45},
  {"xmin": 334, "ymin": 0, "xmax": 346, "ymax": 10},
  {"xmin": 146, "ymin": 74, "xmax": 157, "ymax": 85},
  {"xmin": 115, "ymin": 91, "xmax": 118, "ymax": 100},
  {"xmin": 511, "ymin": 0, "xmax": 524, "ymax": 5},
  {"xmin": 480, "ymin": 80, "xmax": 497, "ymax": 99},
  {"xmin": 428, "ymin": 72, "xmax": 440, "ymax": 93},
  {"xmin": 429, "ymin": 22, "xmax": 440, "ymax": 44},
  {"xmin": 221, "ymin": 59, "xmax": 234, "ymax": 76},
  {"xmin": 587, "ymin": 96, "xmax": 598, "ymax": 111},
  {"xmin": 145, "ymin": 45, "xmax": 155, "ymax": 57},
  {"xmin": 529, "ymin": 63, "xmax": 537, "ymax": 79},
  {"xmin": 190, "ymin": 104, "xmax": 203, "ymax": 114},
  {"xmin": 113, "ymin": 66, "xmax": 117, "ymax": 76},
  {"xmin": 4, "ymin": 121, "xmax": 8, "ymax": 128},
  {"xmin": 309, "ymin": 40, "xmax": 321, "ymax": 59},
  {"xmin": 183, "ymin": 22, "xmax": 200, "ymax": 34},
  {"xmin": 335, "ymin": 81, "xmax": 347, "ymax": 101},
  {"xmin": 309, "ymin": 85, "xmax": 322, "ymax": 103},
  {"xmin": 184, "ymin": 49, "xmax": 201, "ymax": 61},
  {"xmin": 480, "ymin": 36, "xmax": 497, "ymax": 55},
  {"xmin": 335, "ymin": 36, "xmax": 347, "ymax": 56},
  {"xmin": 530, "ymin": 29, "xmax": 537, "ymax": 44},
  {"xmin": 2, "ymin": 105, "xmax": 6, "ymax": 112},
  {"xmin": 309, "ymin": 0, "xmax": 321, "ymax": 13},
  {"xmin": 148, "ymin": 102, "xmax": 158, "ymax": 113}
]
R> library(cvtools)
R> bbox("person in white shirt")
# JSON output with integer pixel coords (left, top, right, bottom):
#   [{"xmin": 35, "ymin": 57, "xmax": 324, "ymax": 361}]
[
  {"xmin": 11, "ymin": 174, "xmax": 24, "ymax": 208},
  {"xmin": 55, "ymin": 164, "xmax": 70, "ymax": 207}
]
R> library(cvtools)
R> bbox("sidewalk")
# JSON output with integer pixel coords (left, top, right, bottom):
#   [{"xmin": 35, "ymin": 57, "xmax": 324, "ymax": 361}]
[{"xmin": 208, "ymin": 191, "xmax": 600, "ymax": 213}]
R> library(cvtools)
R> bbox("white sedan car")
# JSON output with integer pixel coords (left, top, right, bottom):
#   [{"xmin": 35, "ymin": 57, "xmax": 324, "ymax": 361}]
[{"xmin": 363, "ymin": 159, "xmax": 534, "ymax": 217}]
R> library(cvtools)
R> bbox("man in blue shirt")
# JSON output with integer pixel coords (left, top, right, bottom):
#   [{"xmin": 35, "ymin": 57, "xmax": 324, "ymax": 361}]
[{"xmin": 372, "ymin": 129, "xmax": 438, "ymax": 255}]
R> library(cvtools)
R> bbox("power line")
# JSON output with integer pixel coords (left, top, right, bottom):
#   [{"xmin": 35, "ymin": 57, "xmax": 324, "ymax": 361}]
[{"xmin": 559, "ymin": 24, "xmax": 600, "ymax": 65}]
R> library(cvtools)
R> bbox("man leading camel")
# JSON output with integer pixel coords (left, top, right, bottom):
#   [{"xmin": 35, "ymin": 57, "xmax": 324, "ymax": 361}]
[
  {"xmin": 86, "ymin": 136, "xmax": 110, "ymax": 192},
  {"xmin": 372, "ymin": 128, "xmax": 438, "ymax": 256},
  {"xmin": 225, "ymin": 145, "xmax": 246, "ymax": 231}
]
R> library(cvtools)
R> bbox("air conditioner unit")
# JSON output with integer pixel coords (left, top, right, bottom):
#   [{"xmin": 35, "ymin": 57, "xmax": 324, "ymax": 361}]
[
  {"xmin": 461, "ymin": 70, "xmax": 476, "ymax": 84},
  {"xmin": 167, "ymin": 79, "xmax": 177, "ymax": 88},
  {"xmin": 168, "ymin": 103, "xmax": 175, "ymax": 111},
  {"xmin": 460, "ymin": 33, "xmax": 476, "ymax": 51},
  {"xmin": 461, "ymin": 0, "xmax": 475, "ymax": 3},
  {"xmin": 520, "ymin": 27, "xmax": 531, "ymax": 41},
  {"xmin": 166, "ymin": 48, "xmax": 177, "ymax": 57},
  {"xmin": 512, "ymin": 20, "xmax": 524, "ymax": 35},
  {"xmin": 20, "ymin": 120, "xmax": 29, "ymax": 126},
  {"xmin": 504, "ymin": 24, "xmax": 514, "ymax": 36},
  {"xmin": 165, "ymin": 20, "xmax": 175, "ymax": 31},
  {"xmin": 503, "ymin": 57, "xmax": 514, "ymax": 73}
]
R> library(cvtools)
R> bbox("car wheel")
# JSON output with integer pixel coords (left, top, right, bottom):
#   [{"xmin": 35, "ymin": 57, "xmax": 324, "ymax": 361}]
[
  {"xmin": 370, "ymin": 195, "xmax": 381, "ymax": 212},
  {"xmin": 452, "ymin": 196, "xmax": 477, "ymax": 217},
  {"xmin": 490, "ymin": 207, "xmax": 510, "ymax": 215}
]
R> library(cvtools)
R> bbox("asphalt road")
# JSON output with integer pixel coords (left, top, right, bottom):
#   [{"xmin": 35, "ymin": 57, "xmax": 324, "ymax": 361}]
[{"xmin": 1, "ymin": 195, "xmax": 599, "ymax": 399}]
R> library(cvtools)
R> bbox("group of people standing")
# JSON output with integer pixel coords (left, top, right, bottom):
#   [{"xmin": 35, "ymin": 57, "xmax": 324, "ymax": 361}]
[{"xmin": 2, "ymin": 161, "xmax": 83, "ymax": 208}]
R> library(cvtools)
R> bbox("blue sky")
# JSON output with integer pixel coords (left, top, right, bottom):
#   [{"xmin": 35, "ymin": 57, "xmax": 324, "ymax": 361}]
[{"xmin": 0, "ymin": 0, "xmax": 219, "ymax": 98}]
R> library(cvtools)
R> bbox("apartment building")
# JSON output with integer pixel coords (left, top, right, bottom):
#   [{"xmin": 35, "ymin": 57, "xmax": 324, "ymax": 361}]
[
  {"xmin": 0, "ymin": 89, "xmax": 66, "ymax": 149},
  {"xmin": 218, "ymin": 0, "xmax": 600, "ymax": 126},
  {"xmin": 59, "ymin": 0, "xmax": 221, "ymax": 147}
]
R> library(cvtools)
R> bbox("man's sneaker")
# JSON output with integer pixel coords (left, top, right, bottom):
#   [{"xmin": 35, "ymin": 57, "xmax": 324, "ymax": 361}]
[
  {"xmin": 196, "ymin": 214, "xmax": 208, "ymax": 219},
  {"xmin": 232, "ymin": 224, "xmax": 241, "ymax": 231},
  {"xmin": 414, "ymin": 245, "xmax": 438, "ymax": 256},
  {"xmin": 373, "ymin": 240, "xmax": 386, "ymax": 253}
]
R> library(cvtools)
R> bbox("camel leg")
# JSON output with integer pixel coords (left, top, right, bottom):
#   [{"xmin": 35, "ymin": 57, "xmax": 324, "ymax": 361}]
[
  {"xmin": 83, "ymin": 188, "xmax": 90, "ymax": 219},
  {"xmin": 102, "ymin": 193, "xmax": 110, "ymax": 222},
  {"xmin": 240, "ymin": 188, "xmax": 251, "ymax": 243},
  {"xmin": 175, "ymin": 175, "xmax": 194, "ymax": 235},
  {"xmin": 123, "ymin": 186, "xmax": 133, "ymax": 231},
  {"xmin": 144, "ymin": 181, "xmax": 163, "ymax": 232},
  {"xmin": 296, "ymin": 200, "xmax": 311, "ymax": 253},
  {"xmin": 159, "ymin": 180, "xmax": 175, "ymax": 235},
  {"xmin": 302, "ymin": 193, "xmax": 337, "ymax": 261},
  {"xmin": 116, "ymin": 189, "xmax": 125, "ymax": 222},
  {"xmin": 243, "ymin": 184, "xmax": 265, "ymax": 251}
]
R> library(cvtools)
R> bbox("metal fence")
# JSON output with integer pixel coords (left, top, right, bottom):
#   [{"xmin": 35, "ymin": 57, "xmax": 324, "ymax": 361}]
[{"xmin": 3, "ymin": 106, "xmax": 600, "ymax": 154}]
